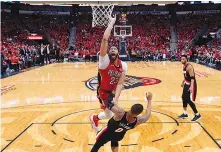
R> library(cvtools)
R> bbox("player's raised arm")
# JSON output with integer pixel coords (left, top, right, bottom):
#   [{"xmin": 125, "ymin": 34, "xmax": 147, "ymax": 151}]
[
  {"xmin": 135, "ymin": 92, "xmax": 152, "ymax": 127},
  {"xmin": 113, "ymin": 62, "xmax": 127, "ymax": 105},
  {"xmin": 100, "ymin": 15, "xmax": 116, "ymax": 57}
]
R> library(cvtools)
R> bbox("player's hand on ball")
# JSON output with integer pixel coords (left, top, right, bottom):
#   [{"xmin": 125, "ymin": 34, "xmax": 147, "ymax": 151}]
[{"xmin": 146, "ymin": 92, "xmax": 152, "ymax": 101}]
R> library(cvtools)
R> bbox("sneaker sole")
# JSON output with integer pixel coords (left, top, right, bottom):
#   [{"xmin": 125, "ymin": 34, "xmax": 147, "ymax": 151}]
[
  {"xmin": 89, "ymin": 114, "xmax": 100, "ymax": 131},
  {"xmin": 177, "ymin": 117, "xmax": 189, "ymax": 119},
  {"xmin": 89, "ymin": 114, "xmax": 96, "ymax": 129},
  {"xmin": 191, "ymin": 116, "xmax": 202, "ymax": 122}
]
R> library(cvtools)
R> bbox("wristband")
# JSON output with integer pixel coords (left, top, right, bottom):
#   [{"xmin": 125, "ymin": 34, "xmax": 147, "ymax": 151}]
[
  {"xmin": 107, "ymin": 102, "xmax": 114, "ymax": 110},
  {"xmin": 107, "ymin": 94, "xmax": 115, "ymax": 110}
]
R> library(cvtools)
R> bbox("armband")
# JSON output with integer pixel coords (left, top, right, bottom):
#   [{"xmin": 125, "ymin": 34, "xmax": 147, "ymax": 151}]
[
  {"xmin": 107, "ymin": 101, "xmax": 114, "ymax": 110},
  {"xmin": 107, "ymin": 94, "xmax": 115, "ymax": 110}
]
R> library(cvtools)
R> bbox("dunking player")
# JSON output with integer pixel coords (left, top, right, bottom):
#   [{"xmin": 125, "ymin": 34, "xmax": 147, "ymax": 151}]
[
  {"xmin": 91, "ymin": 92, "xmax": 152, "ymax": 152},
  {"xmin": 90, "ymin": 15, "xmax": 128, "ymax": 132},
  {"xmin": 178, "ymin": 54, "xmax": 201, "ymax": 121}
]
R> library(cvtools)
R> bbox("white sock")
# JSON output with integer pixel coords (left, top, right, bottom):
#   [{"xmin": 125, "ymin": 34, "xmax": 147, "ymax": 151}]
[
  {"xmin": 98, "ymin": 112, "xmax": 108, "ymax": 120},
  {"xmin": 98, "ymin": 109, "xmax": 114, "ymax": 120},
  {"xmin": 183, "ymin": 110, "xmax": 187, "ymax": 115},
  {"xmin": 195, "ymin": 113, "xmax": 199, "ymax": 116}
]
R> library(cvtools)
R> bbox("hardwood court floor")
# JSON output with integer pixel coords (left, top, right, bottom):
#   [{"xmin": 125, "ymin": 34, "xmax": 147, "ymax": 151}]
[{"xmin": 1, "ymin": 62, "xmax": 221, "ymax": 152}]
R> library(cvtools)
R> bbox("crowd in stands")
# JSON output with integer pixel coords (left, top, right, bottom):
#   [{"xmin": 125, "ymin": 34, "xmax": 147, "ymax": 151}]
[
  {"xmin": 71, "ymin": 12, "xmax": 220, "ymax": 69},
  {"xmin": 177, "ymin": 13, "xmax": 221, "ymax": 49},
  {"xmin": 20, "ymin": 14, "xmax": 69, "ymax": 51},
  {"xmin": 193, "ymin": 44, "xmax": 221, "ymax": 69},
  {"xmin": 175, "ymin": 13, "xmax": 221, "ymax": 69},
  {"xmin": 73, "ymin": 13, "xmax": 170, "ymax": 56},
  {"xmin": 1, "ymin": 10, "xmax": 221, "ymax": 78},
  {"xmin": 126, "ymin": 14, "xmax": 170, "ymax": 54},
  {"xmin": 1, "ymin": 41, "xmax": 63, "ymax": 77},
  {"xmin": 1, "ymin": 12, "xmax": 66, "ymax": 77}
]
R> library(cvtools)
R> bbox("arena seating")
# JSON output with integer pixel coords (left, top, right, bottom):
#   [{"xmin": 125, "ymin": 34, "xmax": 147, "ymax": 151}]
[
  {"xmin": 1, "ymin": 10, "xmax": 221, "ymax": 78},
  {"xmin": 74, "ymin": 14, "xmax": 170, "ymax": 55},
  {"xmin": 177, "ymin": 13, "xmax": 221, "ymax": 49},
  {"xmin": 1, "ymin": 13, "xmax": 67, "ymax": 77},
  {"xmin": 21, "ymin": 14, "xmax": 69, "ymax": 51}
]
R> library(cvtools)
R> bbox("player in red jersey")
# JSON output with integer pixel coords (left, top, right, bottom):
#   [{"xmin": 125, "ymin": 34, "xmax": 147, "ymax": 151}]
[{"xmin": 89, "ymin": 15, "xmax": 128, "ymax": 132}]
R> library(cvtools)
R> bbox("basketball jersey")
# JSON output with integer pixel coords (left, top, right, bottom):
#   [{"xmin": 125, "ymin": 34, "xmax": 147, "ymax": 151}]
[
  {"xmin": 183, "ymin": 63, "xmax": 196, "ymax": 83},
  {"xmin": 107, "ymin": 112, "xmax": 137, "ymax": 140},
  {"xmin": 98, "ymin": 59, "xmax": 123, "ymax": 92}
]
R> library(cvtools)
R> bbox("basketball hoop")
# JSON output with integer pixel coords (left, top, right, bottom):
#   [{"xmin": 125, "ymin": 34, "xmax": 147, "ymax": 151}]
[
  {"xmin": 121, "ymin": 34, "xmax": 126, "ymax": 39},
  {"xmin": 91, "ymin": 4, "xmax": 115, "ymax": 27},
  {"xmin": 120, "ymin": 30, "xmax": 126, "ymax": 39},
  {"xmin": 114, "ymin": 25, "xmax": 132, "ymax": 38}
]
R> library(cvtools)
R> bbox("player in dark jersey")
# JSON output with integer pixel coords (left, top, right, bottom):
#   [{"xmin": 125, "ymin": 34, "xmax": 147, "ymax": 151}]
[
  {"xmin": 89, "ymin": 15, "xmax": 127, "ymax": 132},
  {"xmin": 178, "ymin": 54, "xmax": 201, "ymax": 121},
  {"xmin": 91, "ymin": 92, "xmax": 152, "ymax": 152}
]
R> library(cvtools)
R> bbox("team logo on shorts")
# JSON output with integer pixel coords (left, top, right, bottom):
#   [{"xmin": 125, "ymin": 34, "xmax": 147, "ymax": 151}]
[{"xmin": 85, "ymin": 75, "xmax": 161, "ymax": 91}]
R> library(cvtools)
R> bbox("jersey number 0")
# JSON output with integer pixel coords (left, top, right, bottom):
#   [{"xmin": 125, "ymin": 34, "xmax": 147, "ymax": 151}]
[{"xmin": 115, "ymin": 128, "xmax": 124, "ymax": 132}]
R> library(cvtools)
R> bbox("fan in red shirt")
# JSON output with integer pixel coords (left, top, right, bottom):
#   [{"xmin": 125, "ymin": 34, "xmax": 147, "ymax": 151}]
[
  {"xmin": 215, "ymin": 51, "xmax": 220, "ymax": 59},
  {"xmin": 89, "ymin": 15, "xmax": 127, "ymax": 132}
]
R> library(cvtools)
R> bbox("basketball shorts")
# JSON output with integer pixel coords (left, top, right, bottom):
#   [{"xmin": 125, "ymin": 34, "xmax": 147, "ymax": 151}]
[
  {"xmin": 182, "ymin": 82, "xmax": 197, "ymax": 103},
  {"xmin": 91, "ymin": 127, "xmax": 124, "ymax": 152},
  {"xmin": 97, "ymin": 88, "xmax": 115, "ymax": 110}
]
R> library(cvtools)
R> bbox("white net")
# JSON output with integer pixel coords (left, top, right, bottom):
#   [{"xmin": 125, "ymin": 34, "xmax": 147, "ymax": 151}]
[{"xmin": 91, "ymin": 4, "xmax": 115, "ymax": 27}]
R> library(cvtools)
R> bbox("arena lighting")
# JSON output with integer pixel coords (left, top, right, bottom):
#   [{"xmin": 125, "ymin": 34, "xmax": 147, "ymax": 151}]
[
  {"xmin": 201, "ymin": 1, "xmax": 210, "ymax": 3},
  {"xmin": 27, "ymin": 36, "xmax": 43, "ymax": 40},
  {"xmin": 177, "ymin": 2, "xmax": 184, "ymax": 5},
  {"xmin": 27, "ymin": 3, "xmax": 72, "ymax": 6},
  {"xmin": 212, "ymin": 1, "xmax": 221, "ymax": 3},
  {"xmin": 29, "ymin": 4, "xmax": 44, "ymax": 5},
  {"xmin": 118, "ymin": 4, "xmax": 132, "ymax": 6},
  {"xmin": 209, "ymin": 32, "xmax": 216, "ymax": 35},
  {"xmin": 54, "ymin": 4, "xmax": 72, "ymax": 6},
  {"xmin": 27, "ymin": 34, "xmax": 43, "ymax": 40},
  {"xmin": 79, "ymin": 4, "xmax": 90, "ymax": 6}
]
